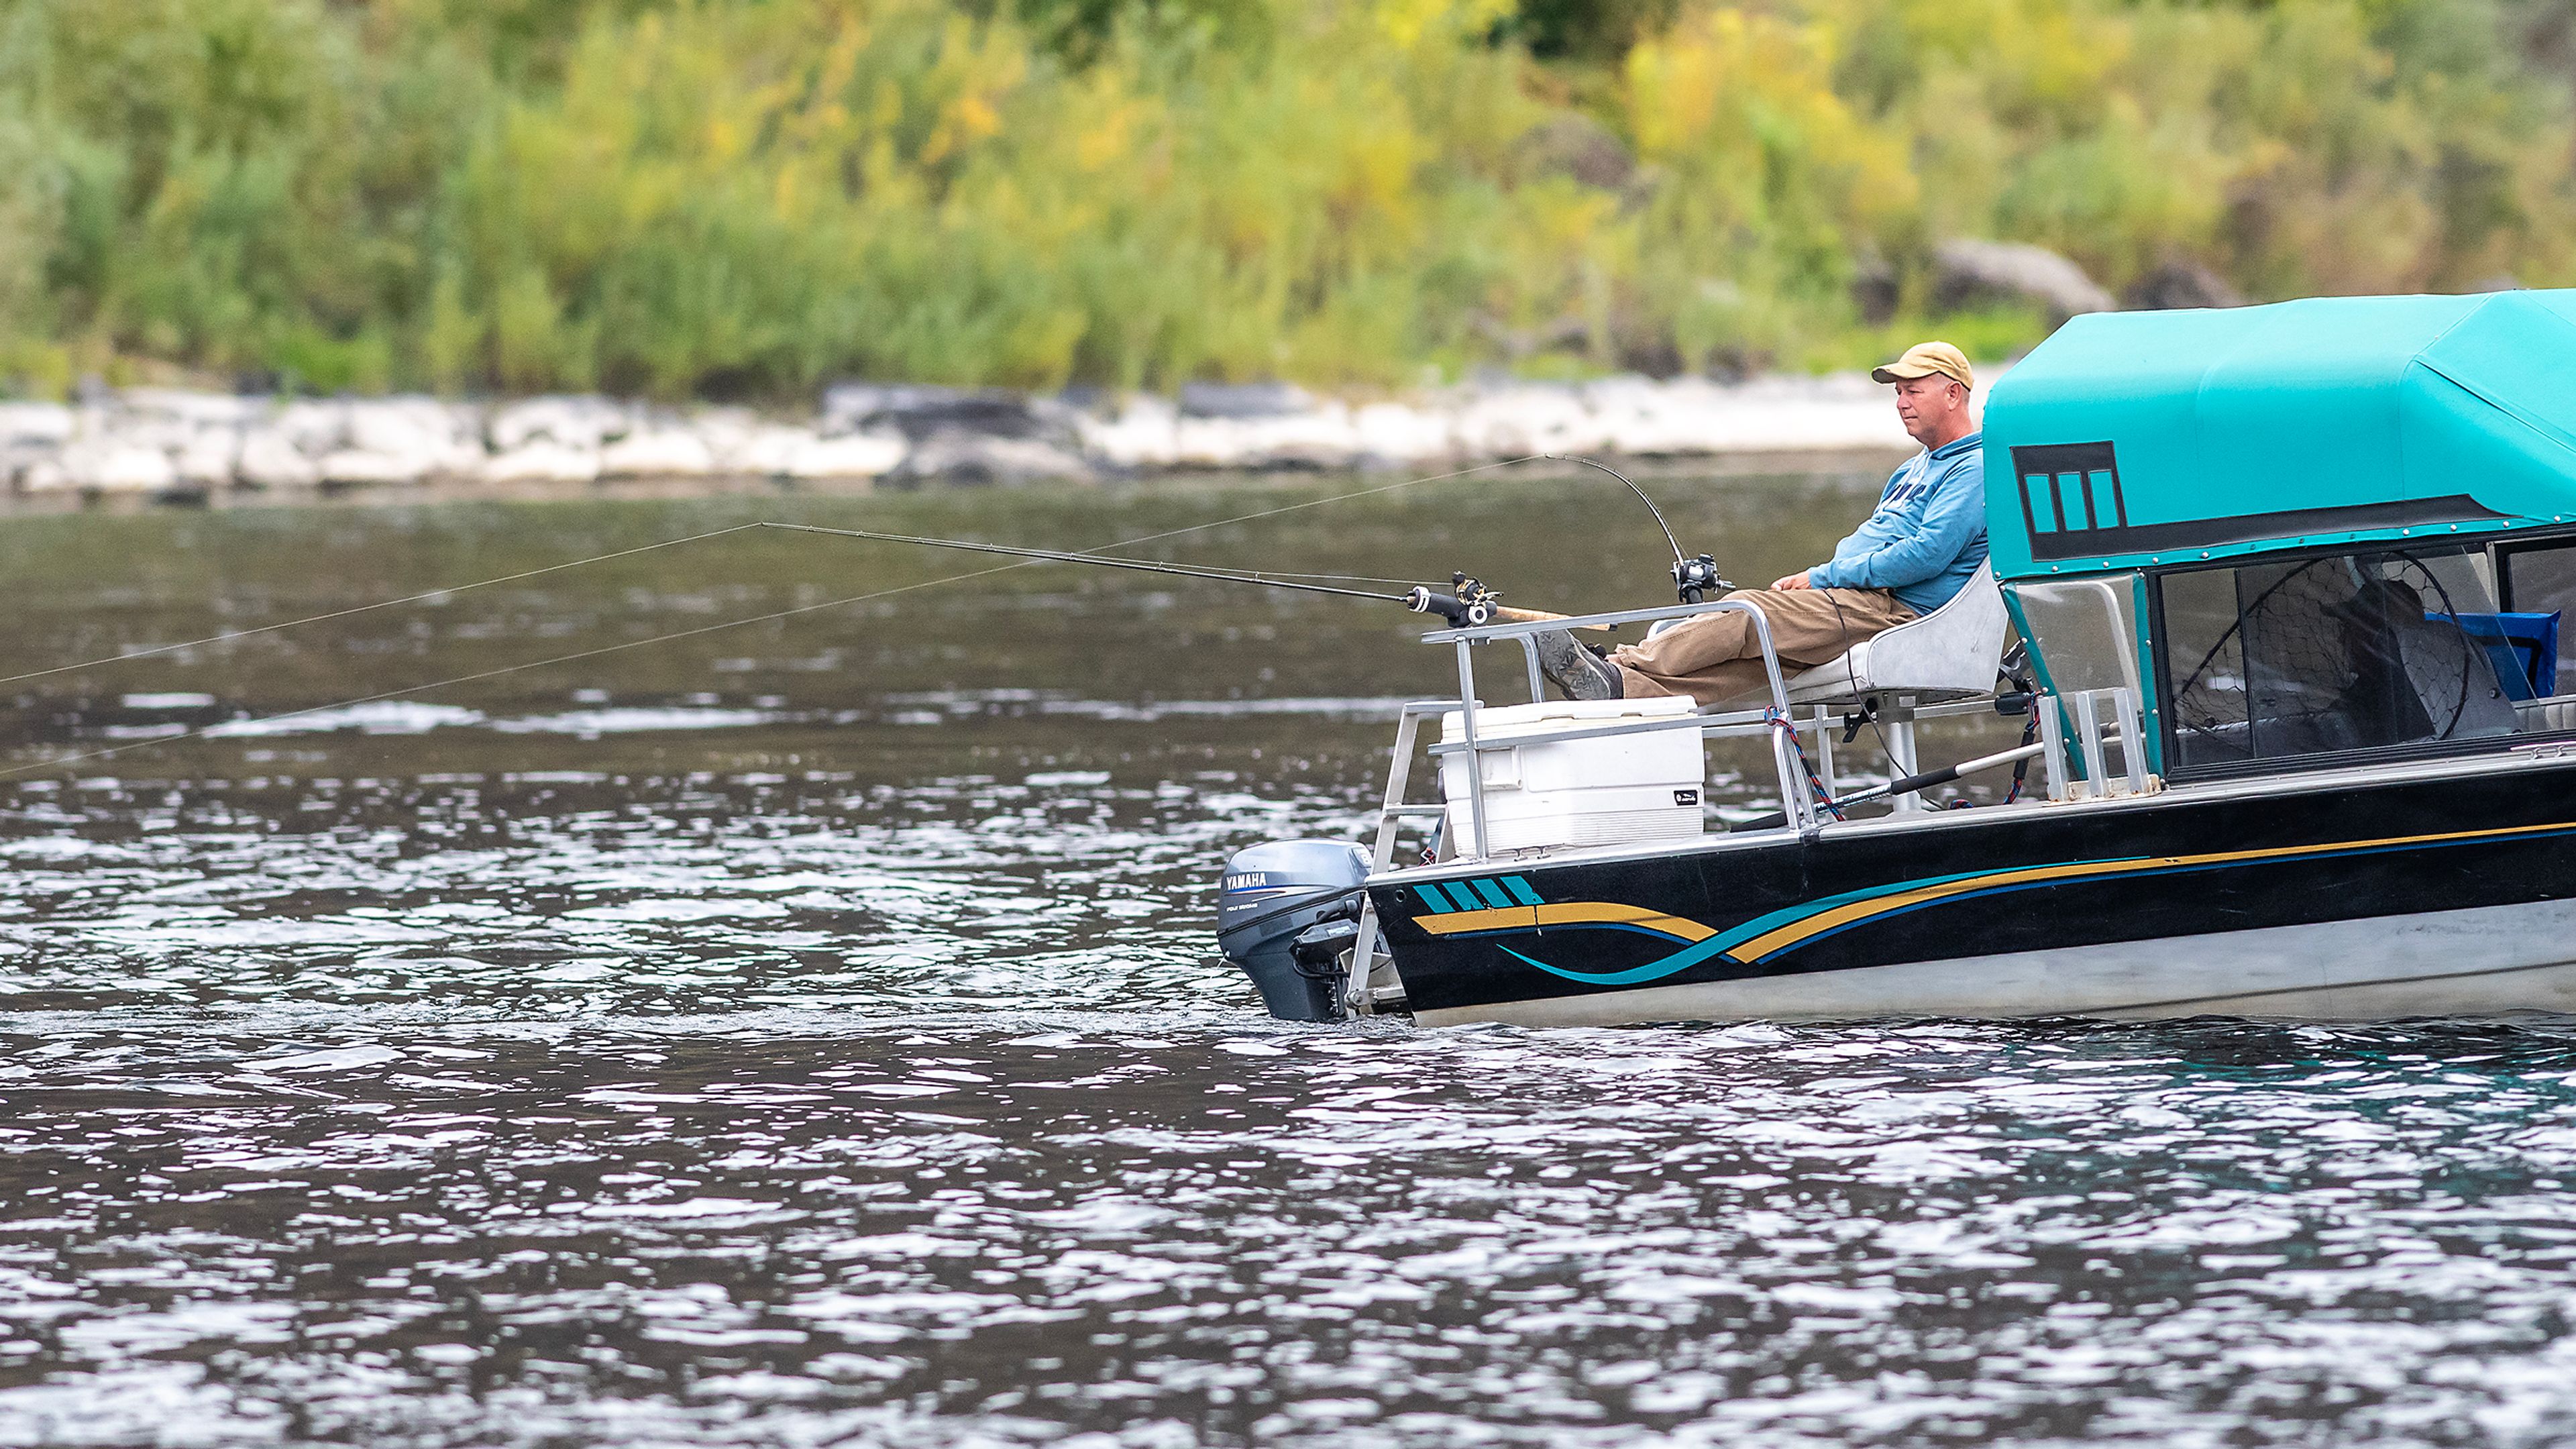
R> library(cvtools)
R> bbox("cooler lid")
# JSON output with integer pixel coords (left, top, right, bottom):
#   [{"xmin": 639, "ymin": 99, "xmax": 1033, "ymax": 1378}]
[{"xmin": 1438, "ymin": 694, "xmax": 1695, "ymax": 743}]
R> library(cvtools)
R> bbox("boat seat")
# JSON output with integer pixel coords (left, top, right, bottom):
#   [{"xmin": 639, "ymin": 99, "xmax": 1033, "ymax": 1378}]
[
  {"xmin": 1776, "ymin": 560, "xmax": 2010, "ymax": 706},
  {"xmin": 2515, "ymin": 694, "xmax": 2576, "ymax": 731}
]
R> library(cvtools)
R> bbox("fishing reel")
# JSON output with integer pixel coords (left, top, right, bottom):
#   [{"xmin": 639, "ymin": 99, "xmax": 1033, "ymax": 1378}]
[
  {"xmin": 1674, "ymin": 552, "xmax": 1729, "ymax": 604},
  {"xmin": 1405, "ymin": 572, "xmax": 1507, "ymax": 628}
]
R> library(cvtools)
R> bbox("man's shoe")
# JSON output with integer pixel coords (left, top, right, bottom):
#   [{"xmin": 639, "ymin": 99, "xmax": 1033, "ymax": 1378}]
[{"xmin": 1535, "ymin": 630, "xmax": 1623, "ymax": 701}]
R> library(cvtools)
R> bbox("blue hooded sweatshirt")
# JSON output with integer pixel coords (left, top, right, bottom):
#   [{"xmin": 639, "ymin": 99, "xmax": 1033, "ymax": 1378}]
[{"xmin": 1806, "ymin": 431, "xmax": 1988, "ymax": 614}]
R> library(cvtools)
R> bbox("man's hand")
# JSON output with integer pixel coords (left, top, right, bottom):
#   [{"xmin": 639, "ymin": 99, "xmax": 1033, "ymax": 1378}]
[{"xmin": 1770, "ymin": 570, "xmax": 1815, "ymax": 591}]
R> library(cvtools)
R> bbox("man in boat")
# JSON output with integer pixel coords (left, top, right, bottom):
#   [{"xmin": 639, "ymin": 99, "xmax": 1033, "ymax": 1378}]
[{"xmin": 1539, "ymin": 341, "xmax": 1990, "ymax": 705}]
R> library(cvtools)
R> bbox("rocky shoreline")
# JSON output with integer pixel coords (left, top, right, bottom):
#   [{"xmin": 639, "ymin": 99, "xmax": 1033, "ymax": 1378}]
[{"xmin": 0, "ymin": 372, "xmax": 1932, "ymax": 508}]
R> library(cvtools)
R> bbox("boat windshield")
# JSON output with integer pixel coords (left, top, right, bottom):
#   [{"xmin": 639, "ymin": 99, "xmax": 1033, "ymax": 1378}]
[{"xmin": 2155, "ymin": 543, "xmax": 2561, "ymax": 771}]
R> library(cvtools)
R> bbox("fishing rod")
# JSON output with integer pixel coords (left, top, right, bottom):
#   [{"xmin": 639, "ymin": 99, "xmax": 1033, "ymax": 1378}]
[
  {"xmin": 1728, "ymin": 738, "xmax": 2051, "ymax": 834},
  {"xmin": 763, "ymin": 453, "xmax": 1732, "ymax": 628},
  {"xmin": 755, "ymin": 522, "xmax": 1609, "ymax": 631},
  {"xmin": 0, "ymin": 458, "xmax": 1572, "ymax": 777},
  {"xmin": 1544, "ymin": 455, "xmax": 1729, "ymax": 604},
  {"xmin": 4, "ymin": 453, "xmax": 1688, "ymax": 772}
]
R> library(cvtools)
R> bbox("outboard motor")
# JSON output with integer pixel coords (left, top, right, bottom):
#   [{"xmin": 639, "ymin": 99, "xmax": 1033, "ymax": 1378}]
[{"xmin": 1216, "ymin": 840, "xmax": 1371, "ymax": 1021}]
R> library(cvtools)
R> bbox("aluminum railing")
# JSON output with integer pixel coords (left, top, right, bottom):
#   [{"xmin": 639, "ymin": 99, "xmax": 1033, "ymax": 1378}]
[
  {"xmin": 1338, "ymin": 601, "xmax": 2009, "ymax": 1014},
  {"xmin": 2041, "ymin": 686, "xmax": 2151, "ymax": 800},
  {"xmin": 1431, "ymin": 599, "xmax": 1816, "ymax": 858}
]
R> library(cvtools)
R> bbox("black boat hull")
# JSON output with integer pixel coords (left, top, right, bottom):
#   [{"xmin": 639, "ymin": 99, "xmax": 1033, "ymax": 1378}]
[{"xmin": 1371, "ymin": 755, "xmax": 2576, "ymax": 1025}]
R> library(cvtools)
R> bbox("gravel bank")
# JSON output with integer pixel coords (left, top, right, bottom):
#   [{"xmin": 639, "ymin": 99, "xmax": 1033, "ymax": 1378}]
[{"xmin": 0, "ymin": 372, "xmax": 1937, "ymax": 508}]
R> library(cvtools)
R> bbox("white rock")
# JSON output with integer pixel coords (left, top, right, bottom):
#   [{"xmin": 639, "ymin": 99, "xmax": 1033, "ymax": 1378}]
[
  {"xmin": 0, "ymin": 402, "xmax": 74, "ymax": 445},
  {"xmin": 490, "ymin": 395, "xmax": 631, "ymax": 451},
  {"xmin": 1163, "ymin": 415, "xmax": 1257, "ymax": 468},
  {"xmin": 682, "ymin": 409, "xmax": 761, "ymax": 466},
  {"xmin": 346, "ymin": 396, "xmax": 479, "ymax": 473},
  {"xmin": 1351, "ymin": 402, "xmax": 1454, "ymax": 463},
  {"xmin": 1583, "ymin": 374, "xmax": 1713, "ymax": 455},
  {"xmin": 727, "ymin": 425, "xmax": 820, "ymax": 477},
  {"xmin": 1261, "ymin": 410, "xmax": 1371, "ymax": 468},
  {"xmin": 1448, "ymin": 384, "xmax": 1610, "ymax": 457},
  {"xmin": 237, "ymin": 429, "xmax": 322, "ymax": 488},
  {"xmin": 480, "ymin": 440, "xmax": 600, "ymax": 484},
  {"xmin": 119, "ymin": 389, "xmax": 262, "ymax": 429},
  {"xmin": 817, "ymin": 382, "xmax": 901, "ymax": 431},
  {"xmin": 1174, "ymin": 406, "xmax": 1365, "ymax": 468},
  {"xmin": 898, "ymin": 432, "xmax": 1088, "ymax": 482},
  {"xmin": 1690, "ymin": 373, "xmax": 1914, "ymax": 451},
  {"xmin": 172, "ymin": 429, "xmax": 242, "ymax": 486},
  {"xmin": 1077, "ymin": 394, "xmax": 1181, "ymax": 468},
  {"xmin": 1179, "ymin": 380, "xmax": 1315, "ymax": 419},
  {"xmin": 598, "ymin": 429, "xmax": 717, "ymax": 478},
  {"xmin": 0, "ymin": 443, "xmax": 46, "ymax": 487},
  {"xmin": 319, "ymin": 448, "xmax": 432, "ymax": 486},
  {"xmin": 76, "ymin": 411, "xmax": 191, "ymax": 455},
  {"xmin": 1933, "ymin": 238, "xmax": 2116, "ymax": 320},
  {"xmin": 784, "ymin": 431, "xmax": 905, "ymax": 480},
  {"xmin": 270, "ymin": 400, "xmax": 348, "ymax": 452},
  {"xmin": 52, "ymin": 441, "xmax": 178, "ymax": 492},
  {"xmin": 0, "ymin": 373, "xmax": 1949, "ymax": 502}
]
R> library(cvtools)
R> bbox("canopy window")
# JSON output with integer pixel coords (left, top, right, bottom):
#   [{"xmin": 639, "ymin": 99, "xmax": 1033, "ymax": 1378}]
[
  {"xmin": 2156, "ymin": 545, "xmax": 2557, "ymax": 772},
  {"xmin": 2006, "ymin": 576, "xmax": 2140, "ymax": 699},
  {"xmin": 2496, "ymin": 537, "xmax": 2576, "ymax": 688}
]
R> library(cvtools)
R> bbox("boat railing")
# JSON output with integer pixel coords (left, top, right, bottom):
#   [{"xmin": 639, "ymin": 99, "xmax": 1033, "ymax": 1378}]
[
  {"xmin": 1338, "ymin": 599, "xmax": 2010, "ymax": 1014},
  {"xmin": 2041, "ymin": 685, "xmax": 2153, "ymax": 800},
  {"xmin": 1369, "ymin": 598, "xmax": 2027, "ymax": 869},
  {"xmin": 1428, "ymin": 599, "xmax": 1817, "ymax": 859},
  {"xmin": 1363, "ymin": 692, "xmax": 2008, "ymax": 877}
]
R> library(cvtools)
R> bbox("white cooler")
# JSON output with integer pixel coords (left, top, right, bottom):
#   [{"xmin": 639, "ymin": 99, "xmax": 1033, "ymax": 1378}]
[{"xmin": 1438, "ymin": 696, "xmax": 1705, "ymax": 857}]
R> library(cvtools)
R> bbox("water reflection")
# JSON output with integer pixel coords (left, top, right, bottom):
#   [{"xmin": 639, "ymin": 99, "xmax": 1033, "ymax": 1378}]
[{"xmin": 3, "ymin": 480, "xmax": 2574, "ymax": 1445}]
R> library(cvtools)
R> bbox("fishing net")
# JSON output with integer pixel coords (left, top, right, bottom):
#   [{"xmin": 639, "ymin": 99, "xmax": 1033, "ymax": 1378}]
[{"xmin": 2165, "ymin": 550, "xmax": 2506, "ymax": 767}]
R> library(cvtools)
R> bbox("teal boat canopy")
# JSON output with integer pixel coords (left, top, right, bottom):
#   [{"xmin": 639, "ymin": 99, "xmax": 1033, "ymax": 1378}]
[{"xmin": 1982, "ymin": 290, "xmax": 2576, "ymax": 580}]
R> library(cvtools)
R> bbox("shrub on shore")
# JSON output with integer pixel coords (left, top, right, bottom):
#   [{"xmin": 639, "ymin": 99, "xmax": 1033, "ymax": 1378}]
[{"xmin": 2, "ymin": 0, "xmax": 2571, "ymax": 399}]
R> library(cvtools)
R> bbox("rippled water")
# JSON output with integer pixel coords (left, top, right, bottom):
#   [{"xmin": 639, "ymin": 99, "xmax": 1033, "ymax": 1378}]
[{"xmin": 6, "ymin": 480, "xmax": 2576, "ymax": 1446}]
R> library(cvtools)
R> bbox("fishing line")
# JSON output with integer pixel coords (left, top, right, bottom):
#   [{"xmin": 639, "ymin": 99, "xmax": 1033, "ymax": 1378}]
[
  {"xmin": 1224, "ymin": 568, "xmax": 1430, "ymax": 587},
  {"xmin": 1546, "ymin": 453, "xmax": 1686, "ymax": 569},
  {"xmin": 755, "ymin": 523, "xmax": 1407, "ymax": 602},
  {"xmin": 1, "ymin": 454, "xmax": 1548, "ymax": 777},
  {"xmin": 0, "ymin": 522, "xmax": 771, "ymax": 689},
  {"xmin": 3, "ymin": 455, "xmax": 1548, "ymax": 696},
  {"xmin": 0, "ymin": 564, "xmax": 1034, "ymax": 780},
  {"xmin": 764, "ymin": 451, "xmax": 1695, "ymax": 606}
]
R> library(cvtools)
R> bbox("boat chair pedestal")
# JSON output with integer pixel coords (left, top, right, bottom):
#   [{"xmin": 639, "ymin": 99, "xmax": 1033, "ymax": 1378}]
[{"xmin": 1769, "ymin": 564, "xmax": 2011, "ymax": 812}]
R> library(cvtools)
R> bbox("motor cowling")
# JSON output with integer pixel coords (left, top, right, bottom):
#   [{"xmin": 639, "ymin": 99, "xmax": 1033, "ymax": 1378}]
[{"xmin": 1216, "ymin": 839, "xmax": 1370, "ymax": 1021}]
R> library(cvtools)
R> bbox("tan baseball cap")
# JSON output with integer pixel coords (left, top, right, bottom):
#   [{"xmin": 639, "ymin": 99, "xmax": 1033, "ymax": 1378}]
[{"xmin": 1871, "ymin": 340, "xmax": 1974, "ymax": 390}]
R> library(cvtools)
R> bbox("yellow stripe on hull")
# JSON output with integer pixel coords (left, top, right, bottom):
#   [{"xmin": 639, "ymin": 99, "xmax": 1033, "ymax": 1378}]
[
  {"xmin": 1406, "ymin": 818, "xmax": 2576, "ymax": 971},
  {"xmin": 1731, "ymin": 818, "xmax": 2576, "ymax": 962},
  {"xmin": 1412, "ymin": 902, "xmax": 1716, "ymax": 942}
]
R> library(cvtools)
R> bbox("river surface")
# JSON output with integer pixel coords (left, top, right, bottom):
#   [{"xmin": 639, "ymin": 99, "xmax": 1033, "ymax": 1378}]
[{"xmin": 3, "ymin": 474, "xmax": 2575, "ymax": 1447}]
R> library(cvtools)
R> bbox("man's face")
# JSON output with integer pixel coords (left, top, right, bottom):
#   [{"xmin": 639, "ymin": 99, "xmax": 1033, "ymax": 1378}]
[{"xmin": 1893, "ymin": 375, "xmax": 1966, "ymax": 444}]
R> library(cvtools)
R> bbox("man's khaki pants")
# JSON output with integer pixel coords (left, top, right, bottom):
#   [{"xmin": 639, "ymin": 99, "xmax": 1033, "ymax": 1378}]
[{"xmin": 1611, "ymin": 586, "xmax": 1914, "ymax": 706}]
